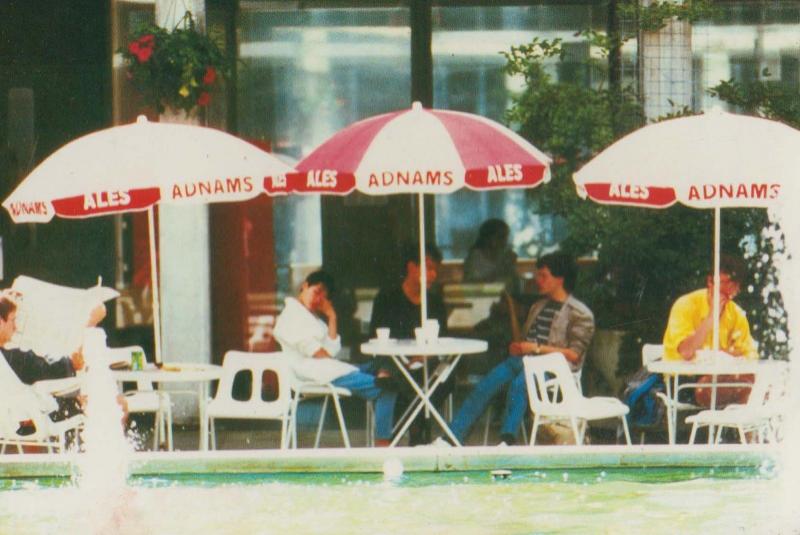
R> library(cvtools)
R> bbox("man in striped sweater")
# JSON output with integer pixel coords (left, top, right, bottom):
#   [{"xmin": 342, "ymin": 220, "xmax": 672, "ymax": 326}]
[{"xmin": 444, "ymin": 252, "xmax": 595, "ymax": 445}]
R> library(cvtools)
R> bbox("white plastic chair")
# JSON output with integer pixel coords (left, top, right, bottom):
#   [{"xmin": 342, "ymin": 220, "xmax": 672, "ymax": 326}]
[
  {"xmin": 523, "ymin": 353, "xmax": 631, "ymax": 446},
  {"xmin": 686, "ymin": 362, "xmax": 788, "ymax": 445},
  {"xmin": 290, "ymin": 380, "xmax": 353, "ymax": 449},
  {"xmin": 206, "ymin": 351, "xmax": 293, "ymax": 450},
  {"xmin": 641, "ymin": 343, "xmax": 699, "ymax": 444},
  {"xmin": 106, "ymin": 345, "xmax": 173, "ymax": 451},
  {"xmin": 0, "ymin": 354, "xmax": 84, "ymax": 454}
]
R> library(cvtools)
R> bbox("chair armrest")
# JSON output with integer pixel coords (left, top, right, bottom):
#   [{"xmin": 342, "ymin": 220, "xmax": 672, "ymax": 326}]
[{"xmin": 32, "ymin": 377, "xmax": 83, "ymax": 397}]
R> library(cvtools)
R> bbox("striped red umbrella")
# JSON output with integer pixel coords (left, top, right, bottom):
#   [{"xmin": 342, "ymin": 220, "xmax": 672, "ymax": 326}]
[{"xmin": 265, "ymin": 102, "xmax": 551, "ymax": 322}]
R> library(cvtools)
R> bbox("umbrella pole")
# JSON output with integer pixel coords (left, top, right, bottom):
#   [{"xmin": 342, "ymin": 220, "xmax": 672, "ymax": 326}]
[
  {"xmin": 418, "ymin": 191, "xmax": 428, "ymax": 325},
  {"xmin": 712, "ymin": 206, "xmax": 721, "ymax": 353},
  {"xmin": 148, "ymin": 206, "xmax": 163, "ymax": 364}
]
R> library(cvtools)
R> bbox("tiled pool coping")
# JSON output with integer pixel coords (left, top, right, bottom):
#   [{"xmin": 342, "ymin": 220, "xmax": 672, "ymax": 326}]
[{"xmin": 0, "ymin": 444, "xmax": 778, "ymax": 479}]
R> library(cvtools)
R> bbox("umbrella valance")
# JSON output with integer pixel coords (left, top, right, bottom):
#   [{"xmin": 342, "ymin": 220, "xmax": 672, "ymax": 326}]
[{"xmin": 574, "ymin": 108, "xmax": 798, "ymax": 209}]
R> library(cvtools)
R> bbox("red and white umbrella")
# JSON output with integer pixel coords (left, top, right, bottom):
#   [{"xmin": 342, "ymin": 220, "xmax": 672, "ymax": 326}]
[
  {"xmin": 265, "ymin": 101, "xmax": 552, "ymax": 323},
  {"xmin": 3, "ymin": 115, "xmax": 295, "ymax": 361},
  {"xmin": 573, "ymin": 108, "xmax": 800, "ymax": 352}
]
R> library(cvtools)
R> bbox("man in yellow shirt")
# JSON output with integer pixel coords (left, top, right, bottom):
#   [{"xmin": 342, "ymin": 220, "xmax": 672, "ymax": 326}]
[{"xmin": 662, "ymin": 255, "xmax": 757, "ymax": 406}]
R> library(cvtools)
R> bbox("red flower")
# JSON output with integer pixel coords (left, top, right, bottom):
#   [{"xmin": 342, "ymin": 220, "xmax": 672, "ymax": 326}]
[
  {"xmin": 202, "ymin": 66, "xmax": 217, "ymax": 85},
  {"xmin": 128, "ymin": 34, "xmax": 155, "ymax": 63},
  {"xmin": 197, "ymin": 92, "xmax": 211, "ymax": 107}
]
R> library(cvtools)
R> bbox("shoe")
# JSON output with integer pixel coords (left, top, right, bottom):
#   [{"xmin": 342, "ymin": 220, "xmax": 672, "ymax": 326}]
[
  {"xmin": 408, "ymin": 360, "xmax": 424, "ymax": 371},
  {"xmin": 375, "ymin": 371, "xmax": 400, "ymax": 391},
  {"xmin": 430, "ymin": 437, "xmax": 453, "ymax": 448},
  {"xmin": 499, "ymin": 433, "xmax": 516, "ymax": 446},
  {"xmin": 496, "ymin": 441, "xmax": 509, "ymax": 448}
]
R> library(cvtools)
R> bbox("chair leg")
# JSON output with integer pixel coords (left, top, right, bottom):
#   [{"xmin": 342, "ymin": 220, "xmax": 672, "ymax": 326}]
[
  {"xmin": 737, "ymin": 425, "xmax": 747, "ymax": 445},
  {"xmin": 570, "ymin": 417, "xmax": 581, "ymax": 445},
  {"xmin": 152, "ymin": 411, "xmax": 161, "ymax": 451},
  {"xmin": 210, "ymin": 418, "xmax": 217, "ymax": 450},
  {"xmin": 530, "ymin": 414, "xmax": 540, "ymax": 446},
  {"xmin": 365, "ymin": 401, "xmax": 374, "ymax": 448},
  {"xmin": 688, "ymin": 422, "xmax": 699, "ymax": 444},
  {"xmin": 164, "ymin": 402, "xmax": 173, "ymax": 451},
  {"xmin": 314, "ymin": 396, "xmax": 330, "ymax": 449},
  {"xmin": 290, "ymin": 396, "xmax": 300, "ymax": 449},
  {"xmin": 330, "ymin": 393, "xmax": 351, "ymax": 449},
  {"xmin": 281, "ymin": 413, "xmax": 289, "ymax": 450},
  {"xmin": 482, "ymin": 406, "xmax": 493, "ymax": 446},
  {"xmin": 620, "ymin": 416, "xmax": 632, "ymax": 445}
]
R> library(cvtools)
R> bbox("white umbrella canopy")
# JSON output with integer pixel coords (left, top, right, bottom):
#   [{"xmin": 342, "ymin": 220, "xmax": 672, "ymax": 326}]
[
  {"xmin": 573, "ymin": 108, "xmax": 800, "ymax": 353},
  {"xmin": 3, "ymin": 115, "xmax": 295, "ymax": 362},
  {"xmin": 4, "ymin": 115, "xmax": 292, "ymax": 222}
]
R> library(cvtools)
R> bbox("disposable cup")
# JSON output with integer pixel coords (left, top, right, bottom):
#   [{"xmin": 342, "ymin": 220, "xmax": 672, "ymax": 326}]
[
  {"xmin": 376, "ymin": 327, "xmax": 390, "ymax": 341},
  {"xmin": 414, "ymin": 327, "xmax": 426, "ymax": 345}
]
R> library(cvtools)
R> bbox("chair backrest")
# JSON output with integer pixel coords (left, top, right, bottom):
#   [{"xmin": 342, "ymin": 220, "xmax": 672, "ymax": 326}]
[
  {"xmin": 522, "ymin": 353, "xmax": 582, "ymax": 416},
  {"xmin": 213, "ymin": 350, "xmax": 292, "ymax": 418},
  {"xmin": 746, "ymin": 362, "xmax": 789, "ymax": 409},
  {"xmin": 641, "ymin": 344, "xmax": 664, "ymax": 367}
]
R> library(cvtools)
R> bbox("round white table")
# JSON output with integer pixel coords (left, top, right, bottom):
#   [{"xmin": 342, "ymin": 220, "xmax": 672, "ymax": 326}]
[
  {"xmin": 646, "ymin": 356, "xmax": 783, "ymax": 444},
  {"xmin": 112, "ymin": 363, "xmax": 222, "ymax": 451},
  {"xmin": 360, "ymin": 337, "xmax": 488, "ymax": 446}
]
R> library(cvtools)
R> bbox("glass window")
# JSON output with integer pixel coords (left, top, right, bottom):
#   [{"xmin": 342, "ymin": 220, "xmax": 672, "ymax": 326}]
[
  {"xmin": 236, "ymin": 5, "xmax": 410, "ymax": 293},
  {"xmin": 693, "ymin": 1, "xmax": 800, "ymax": 111},
  {"xmin": 431, "ymin": 4, "xmax": 618, "ymax": 261}
]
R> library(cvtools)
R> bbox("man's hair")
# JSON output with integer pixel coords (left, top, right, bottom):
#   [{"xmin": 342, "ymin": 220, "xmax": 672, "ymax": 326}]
[
  {"xmin": 716, "ymin": 254, "xmax": 747, "ymax": 285},
  {"xmin": 400, "ymin": 243, "xmax": 443, "ymax": 274},
  {"xmin": 537, "ymin": 252, "xmax": 577, "ymax": 293},
  {"xmin": 305, "ymin": 270, "xmax": 335, "ymax": 295},
  {"xmin": 0, "ymin": 297, "xmax": 17, "ymax": 321}
]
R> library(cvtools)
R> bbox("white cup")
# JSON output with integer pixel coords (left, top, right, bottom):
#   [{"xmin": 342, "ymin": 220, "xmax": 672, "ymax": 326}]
[
  {"xmin": 376, "ymin": 327, "xmax": 390, "ymax": 341},
  {"xmin": 423, "ymin": 319, "xmax": 439, "ymax": 341},
  {"xmin": 414, "ymin": 327, "xmax": 426, "ymax": 345}
]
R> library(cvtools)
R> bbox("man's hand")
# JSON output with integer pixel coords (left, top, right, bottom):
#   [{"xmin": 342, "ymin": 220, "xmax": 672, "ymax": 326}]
[
  {"xmin": 706, "ymin": 291, "xmax": 731, "ymax": 317},
  {"xmin": 318, "ymin": 297, "xmax": 336, "ymax": 320},
  {"xmin": 509, "ymin": 341, "xmax": 538, "ymax": 356},
  {"xmin": 313, "ymin": 348, "xmax": 331, "ymax": 359},
  {"xmin": 87, "ymin": 304, "xmax": 107, "ymax": 327},
  {"xmin": 70, "ymin": 349, "xmax": 85, "ymax": 371}
]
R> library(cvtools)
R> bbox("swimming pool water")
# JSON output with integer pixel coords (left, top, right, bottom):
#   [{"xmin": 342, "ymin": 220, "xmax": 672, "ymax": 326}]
[{"xmin": 0, "ymin": 466, "xmax": 793, "ymax": 535}]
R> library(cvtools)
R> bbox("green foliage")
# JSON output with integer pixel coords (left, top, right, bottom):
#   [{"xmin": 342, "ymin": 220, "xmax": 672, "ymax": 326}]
[
  {"xmin": 504, "ymin": 2, "xmax": 790, "ymax": 378},
  {"xmin": 120, "ymin": 12, "xmax": 229, "ymax": 115},
  {"xmin": 620, "ymin": 0, "xmax": 719, "ymax": 33}
]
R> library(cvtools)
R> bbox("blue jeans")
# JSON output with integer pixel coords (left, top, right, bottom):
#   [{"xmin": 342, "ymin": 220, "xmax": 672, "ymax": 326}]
[
  {"xmin": 448, "ymin": 357, "xmax": 528, "ymax": 443},
  {"xmin": 332, "ymin": 367, "xmax": 397, "ymax": 441}
]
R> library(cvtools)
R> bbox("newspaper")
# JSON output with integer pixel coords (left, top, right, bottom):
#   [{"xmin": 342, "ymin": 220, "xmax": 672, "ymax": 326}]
[{"xmin": 7, "ymin": 275, "xmax": 119, "ymax": 359}]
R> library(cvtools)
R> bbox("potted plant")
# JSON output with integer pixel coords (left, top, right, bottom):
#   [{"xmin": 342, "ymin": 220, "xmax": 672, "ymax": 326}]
[{"xmin": 120, "ymin": 11, "xmax": 229, "ymax": 115}]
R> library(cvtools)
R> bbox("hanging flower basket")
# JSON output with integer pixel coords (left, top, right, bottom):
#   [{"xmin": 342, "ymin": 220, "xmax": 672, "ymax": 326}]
[{"xmin": 120, "ymin": 12, "xmax": 229, "ymax": 115}]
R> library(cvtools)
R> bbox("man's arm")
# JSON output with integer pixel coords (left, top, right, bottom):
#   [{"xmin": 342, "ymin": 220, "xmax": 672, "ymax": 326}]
[{"xmin": 3, "ymin": 348, "xmax": 77, "ymax": 385}]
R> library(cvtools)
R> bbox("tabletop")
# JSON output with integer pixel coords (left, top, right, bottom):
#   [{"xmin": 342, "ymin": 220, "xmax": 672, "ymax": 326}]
[
  {"xmin": 360, "ymin": 337, "xmax": 488, "ymax": 357},
  {"xmin": 647, "ymin": 356, "xmax": 784, "ymax": 376},
  {"xmin": 111, "ymin": 362, "xmax": 222, "ymax": 383}
]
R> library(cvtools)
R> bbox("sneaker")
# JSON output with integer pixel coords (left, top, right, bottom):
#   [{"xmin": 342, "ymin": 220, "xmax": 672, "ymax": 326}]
[
  {"xmin": 408, "ymin": 360, "xmax": 424, "ymax": 371},
  {"xmin": 496, "ymin": 441, "xmax": 509, "ymax": 448},
  {"xmin": 430, "ymin": 436, "xmax": 453, "ymax": 448},
  {"xmin": 499, "ymin": 433, "xmax": 516, "ymax": 446}
]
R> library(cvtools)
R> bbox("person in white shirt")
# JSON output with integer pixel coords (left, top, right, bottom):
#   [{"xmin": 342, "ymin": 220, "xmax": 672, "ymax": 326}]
[{"xmin": 273, "ymin": 271, "xmax": 397, "ymax": 446}]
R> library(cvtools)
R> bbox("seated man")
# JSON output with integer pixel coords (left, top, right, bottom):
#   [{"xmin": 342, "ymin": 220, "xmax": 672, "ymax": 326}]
[
  {"xmin": 445, "ymin": 253, "xmax": 595, "ymax": 445},
  {"xmin": 368, "ymin": 243, "xmax": 449, "ymax": 445},
  {"xmin": 273, "ymin": 270, "xmax": 397, "ymax": 447},
  {"xmin": 663, "ymin": 254, "xmax": 757, "ymax": 407},
  {"xmin": 0, "ymin": 295, "xmax": 111, "ymax": 436}
]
